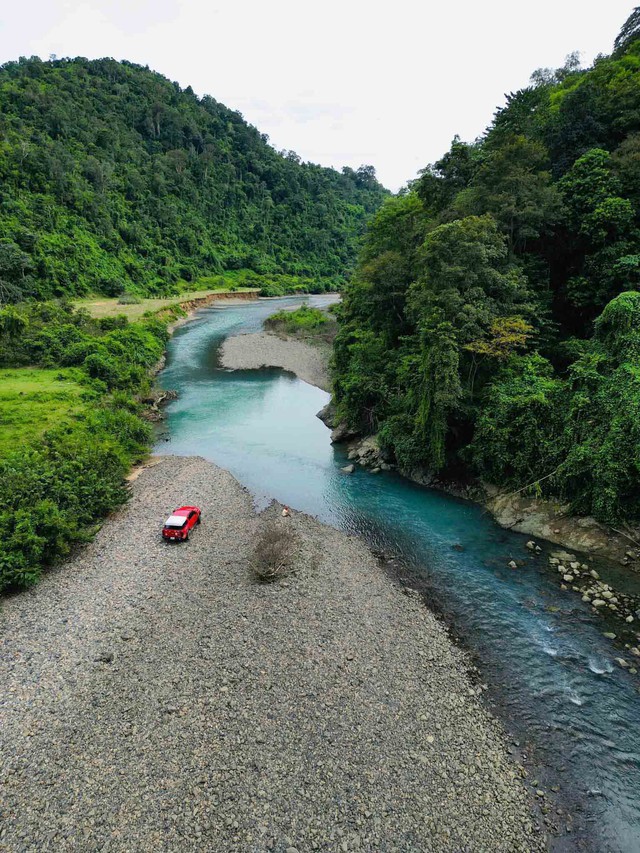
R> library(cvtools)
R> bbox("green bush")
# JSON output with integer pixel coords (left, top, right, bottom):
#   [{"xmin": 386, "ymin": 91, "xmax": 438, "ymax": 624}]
[
  {"xmin": 265, "ymin": 305, "xmax": 329, "ymax": 335},
  {"xmin": 0, "ymin": 428, "xmax": 131, "ymax": 590},
  {"xmin": 470, "ymin": 354, "xmax": 565, "ymax": 486},
  {"xmin": 117, "ymin": 293, "xmax": 142, "ymax": 305},
  {"xmin": 0, "ymin": 300, "xmax": 174, "ymax": 591}
]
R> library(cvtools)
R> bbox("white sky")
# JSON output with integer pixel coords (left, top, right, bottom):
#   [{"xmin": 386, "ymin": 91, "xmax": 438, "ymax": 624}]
[{"xmin": 0, "ymin": 1, "xmax": 634, "ymax": 190}]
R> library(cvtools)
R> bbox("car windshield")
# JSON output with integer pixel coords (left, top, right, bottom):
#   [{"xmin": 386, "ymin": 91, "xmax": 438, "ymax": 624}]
[{"xmin": 164, "ymin": 515, "xmax": 187, "ymax": 528}]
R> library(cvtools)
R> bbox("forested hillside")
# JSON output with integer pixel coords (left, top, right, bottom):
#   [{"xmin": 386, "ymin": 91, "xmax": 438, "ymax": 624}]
[
  {"xmin": 334, "ymin": 12, "xmax": 640, "ymax": 525},
  {"xmin": 0, "ymin": 57, "xmax": 387, "ymax": 302}
]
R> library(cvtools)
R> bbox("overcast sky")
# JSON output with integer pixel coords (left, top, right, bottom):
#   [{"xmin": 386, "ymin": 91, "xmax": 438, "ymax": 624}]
[{"xmin": 0, "ymin": 1, "xmax": 634, "ymax": 190}]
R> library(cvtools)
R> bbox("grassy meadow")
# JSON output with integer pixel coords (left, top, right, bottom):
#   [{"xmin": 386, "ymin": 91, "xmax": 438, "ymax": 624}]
[{"xmin": 0, "ymin": 368, "xmax": 87, "ymax": 458}]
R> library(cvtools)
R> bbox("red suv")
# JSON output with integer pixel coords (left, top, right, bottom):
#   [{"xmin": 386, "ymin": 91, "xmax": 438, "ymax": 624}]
[{"xmin": 162, "ymin": 506, "xmax": 201, "ymax": 542}]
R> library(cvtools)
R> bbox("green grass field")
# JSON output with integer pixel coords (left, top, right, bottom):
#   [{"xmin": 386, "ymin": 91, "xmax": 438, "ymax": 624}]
[
  {"xmin": 0, "ymin": 368, "xmax": 87, "ymax": 457},
  {"xmin": 73, "ymin": 288, "xmax": 259, "ymax": 320}
]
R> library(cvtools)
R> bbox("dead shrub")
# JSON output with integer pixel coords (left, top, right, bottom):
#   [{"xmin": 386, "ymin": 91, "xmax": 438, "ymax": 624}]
[{"xmin": 252, "ymin": 522, "xmax": 297, "ymax": 582}]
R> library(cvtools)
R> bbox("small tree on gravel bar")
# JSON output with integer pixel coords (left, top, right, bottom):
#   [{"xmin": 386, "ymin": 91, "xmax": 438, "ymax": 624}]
[{"xmin": 252, "ymin": 523, "xmax": 298, "ymax": 582}]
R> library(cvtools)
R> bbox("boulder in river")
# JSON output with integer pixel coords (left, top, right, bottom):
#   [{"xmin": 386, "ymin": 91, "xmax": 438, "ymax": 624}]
[
  {"xmin": 341, "ymin": 464, "xmax": 355, "ymax": 474},
  {"xmin": 316, "ymin": 401, "xmax": 337, "ymax": 428},
  {"xmin": 331, "ymin": 422, "xmax": 358, "ymax": 444}
]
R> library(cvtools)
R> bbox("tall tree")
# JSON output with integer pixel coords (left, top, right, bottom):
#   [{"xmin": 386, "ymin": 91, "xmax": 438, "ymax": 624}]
[{"xmin": 614, "ymin": 6, "xmax": 640, "ymax": 53}]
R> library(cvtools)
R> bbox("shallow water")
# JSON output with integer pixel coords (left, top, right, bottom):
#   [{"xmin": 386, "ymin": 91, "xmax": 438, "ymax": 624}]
[{"xmin": 157, "ymin": 296, "xmax": 640, "ymax": 851}]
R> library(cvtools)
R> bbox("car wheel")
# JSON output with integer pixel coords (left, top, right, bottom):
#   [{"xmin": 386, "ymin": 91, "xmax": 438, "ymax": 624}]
[{"xmin": 196, "ymin": 516, "xmax": 201, "ymax": 525}]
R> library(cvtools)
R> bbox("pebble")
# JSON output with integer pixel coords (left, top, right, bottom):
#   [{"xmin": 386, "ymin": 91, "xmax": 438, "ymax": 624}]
[{"xmin": 0, "ymin": 456, "xmax": 543, "ymax": 852}]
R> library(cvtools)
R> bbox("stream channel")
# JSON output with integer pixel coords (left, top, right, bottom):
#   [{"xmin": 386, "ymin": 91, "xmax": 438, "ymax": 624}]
[{"xmin": 156, "ymin": 295, "xmax": 640, "ymax": 852}]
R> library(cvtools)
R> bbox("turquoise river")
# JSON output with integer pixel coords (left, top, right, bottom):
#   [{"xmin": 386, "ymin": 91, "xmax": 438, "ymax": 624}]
[{"xmin": 156, "ymin": 295, "xmax": 640, "ymax": 852}]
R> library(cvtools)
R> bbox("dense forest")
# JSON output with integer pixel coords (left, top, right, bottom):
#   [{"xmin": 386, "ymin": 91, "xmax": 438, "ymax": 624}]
[
  {"xmin": 334, "ymin": 10, "xmax": 640, "ymax": 525},
  {"xmin": 0, "ymin": 57, "xmax": 387, "ymax": 302}
]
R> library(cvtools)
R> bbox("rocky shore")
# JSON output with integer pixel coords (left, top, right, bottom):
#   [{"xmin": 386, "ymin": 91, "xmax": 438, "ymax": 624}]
[
  {"xmin": 326, "ymin": 417, "xmax": 640, "ymax": 640},
  {"xmin": 327, "ymin": 421, "xmax": 639, "ymax": 559},
  {"xmin": 1, "ymin": 456, "xmax": 544, "ymax": 852},
  {"xmin": 319, "ymin": 396, "xmax": 640, "ymax": 566}
]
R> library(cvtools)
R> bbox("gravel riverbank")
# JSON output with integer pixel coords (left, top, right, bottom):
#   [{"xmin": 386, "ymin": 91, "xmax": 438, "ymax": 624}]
[
  {"xmin": 1, "ymin": 456, "xmax": 544, "ymax": 851},
  {"xmin": 220, "ymin": 332, "xmax": 331, "ymax": 392}
]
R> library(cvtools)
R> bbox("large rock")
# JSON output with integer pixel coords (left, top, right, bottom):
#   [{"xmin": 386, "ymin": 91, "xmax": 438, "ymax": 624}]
[
  {"xmin": 316, "ymin": 401, "xmax": 337, "ymax": 428},
  {"xmin": 348, "ymin": 435, "xmax": 384, "ymax": 467},
  {"xmin": 330, "ymin": 422, "xmax": 359, "ymax": 444}
]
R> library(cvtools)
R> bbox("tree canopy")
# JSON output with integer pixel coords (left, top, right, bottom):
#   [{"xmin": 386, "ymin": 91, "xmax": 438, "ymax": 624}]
[
  {"xmin": 0, "ymin": 57, "xmax": 388, "ymax": 302},
  {"xmin": 334, "ymin": 24, "xmax": 640, "ymax": 524}
]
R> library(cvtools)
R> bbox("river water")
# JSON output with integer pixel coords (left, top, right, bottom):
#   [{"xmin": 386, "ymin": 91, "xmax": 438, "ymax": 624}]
[{"xmin": 156, "ymin": 296, "xmax": 640, "ymax": 852}]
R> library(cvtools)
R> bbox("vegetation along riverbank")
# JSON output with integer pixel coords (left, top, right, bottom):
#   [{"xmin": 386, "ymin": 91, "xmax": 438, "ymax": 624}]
[
  {"xmin": 0, "ymin": 298, "xmax": 186, "ymax": 591},
  {"xmin": 329, "ymin": 25, "xmax": 640, "ymax": 565}
]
